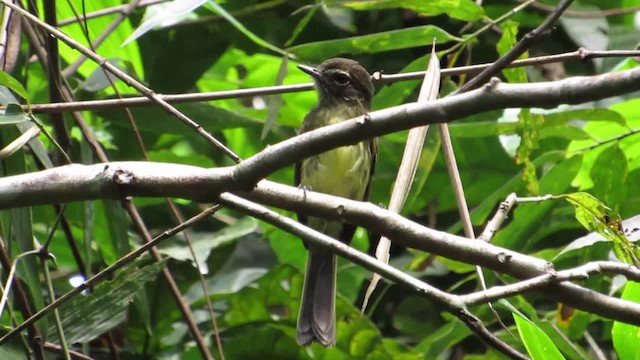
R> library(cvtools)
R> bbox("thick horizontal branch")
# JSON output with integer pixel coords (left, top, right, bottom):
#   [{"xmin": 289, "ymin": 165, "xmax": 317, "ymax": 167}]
[
  {"xmin": 0, "ymin": 162, "xmax": 233, "ymax": 207},
  {"xmin": 2, "ymin": 161, "xmax": 640, "ymax": 325},
  {"xmin": 231, "ymin": 67, "xmax": 640, "ymax": 188},
  {"xmin": 8, "ymin": 70, "xmax": 638, "ymax": 202}
]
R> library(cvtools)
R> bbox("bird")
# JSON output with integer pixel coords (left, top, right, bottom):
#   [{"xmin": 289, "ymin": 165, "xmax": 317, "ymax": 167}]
[{"xmin": 295, "ymin": 58, "xmax": 377, "ymax": 346}]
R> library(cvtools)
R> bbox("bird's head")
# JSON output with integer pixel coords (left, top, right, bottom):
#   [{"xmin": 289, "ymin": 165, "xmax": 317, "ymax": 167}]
[{"xmin": 298, "ymin": 58, "xmax": 374, "ymax": 109}]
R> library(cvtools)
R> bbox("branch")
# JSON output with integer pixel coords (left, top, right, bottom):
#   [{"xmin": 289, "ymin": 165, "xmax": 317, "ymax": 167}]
[
  {"xmin": 20, "ymin": 49, "xmax": 640, "ymax": 115},
  {"xmin": 461, "ymin": 261, "xmax": 640, "ymax": 306},
  {"xmin": 2, "ymin": 161, "xmax": 640, "ymax": 325},
  {"xmin": 217, "ymin": 193, "xmax": 528, "ymax": 360}
]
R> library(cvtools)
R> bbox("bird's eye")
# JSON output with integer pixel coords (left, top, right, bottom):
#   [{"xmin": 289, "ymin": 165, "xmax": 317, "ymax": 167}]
[{"xmin": 333, "ymin": 72, "xmax": 351, "ymax": 86}]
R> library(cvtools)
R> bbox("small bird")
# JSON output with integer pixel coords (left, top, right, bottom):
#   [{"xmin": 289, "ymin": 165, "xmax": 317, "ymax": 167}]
[{"xmin": 295, "ymin": 58, "xmax": 377, "ymax": 346}]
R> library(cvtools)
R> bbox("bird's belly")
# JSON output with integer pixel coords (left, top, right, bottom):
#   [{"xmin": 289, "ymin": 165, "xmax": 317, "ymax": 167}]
[{"xmin": 300, "ymin": 142, "xmax": 371, "ymax": 201}]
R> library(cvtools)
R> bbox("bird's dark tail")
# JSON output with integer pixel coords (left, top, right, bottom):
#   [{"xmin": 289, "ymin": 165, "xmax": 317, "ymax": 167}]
[{"xmin": 296, "ymin": 248, "xmax": 337, "ymax": 346}]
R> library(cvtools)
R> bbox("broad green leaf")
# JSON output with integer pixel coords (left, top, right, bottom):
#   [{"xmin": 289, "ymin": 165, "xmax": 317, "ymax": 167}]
[
  {"xmin": 0, "ymin": 334, "xmax": 26, "ymax": 359},
  {"xmin": 332, "ymin": 0, "xmax": 485, "ymax": 21},
  {"xmin": 159, "ymin": 217, "xmax": 258, "ymax": 274},
  {"xmin": 539, "ymin": 126, "xmax": 590, "ymax": 140},
  {"xmin": 414, "ymin": 320, "xmax": 470, "ymax": 357},
  {"xmin": 612, "ymin": 281, "xmax": 640, "ymax": 360},
  {"xmin": 48, "ymin": 261, "xmax": 167, "ymax": 344},
  {"xmin": 0, "ymin": 72, "xmax": 29, "ymax": 104},
  {"xmin": 0, "ymin": 103, "xmax": 29, "ymax": 125},
  {"xmin": 288, "ymin": 26, "xmax": 462, "ymax": 61},
  {"xmin": 545, "ymin": 108, "xmax": 627, "ymax": 127},
  {"xmin": 563, "ymin": 192, "xmax": 640, "ymax": 267},
  {"xmin": 217, "ymin": 324, "xmax": 305, "ymax": 359},
  {"xmin": 589, "ymin": 144, "xmax": 628, "ymax": 208},
  {"xmin": 557, "ymin": 214, "xmax": 640, "ymax": 258},
  {"xmin": 514, "ymin": 313, "xmax": 565, "ymax": 360},
  {"xmin": 447, "ymin": 121, "xmax": 519, "ymax": 138},
  {"xmin": 560, "ymin": 10, "xmax": 609, "ymax": 53},
  {"xmin": 497, "ymin": 20, "xmax": 527, "ymax": 83}
]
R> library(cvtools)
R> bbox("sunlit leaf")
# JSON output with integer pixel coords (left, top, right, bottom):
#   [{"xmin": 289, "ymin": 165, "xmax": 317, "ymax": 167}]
[
  {"xmin": 612, "ymin": 281, "xmax": 640, "ymax": 360},
  {"xmin": 564, "ymin": 192, "xmax": 640, "ymax": 267},
  {"xmin": 0, "ymin": 71, "xmax": 29, "ymax": 104},
  {"xmin": 331, "ymin": 0, "xmax": 485, "ymax": 21},
  {"xmin": 288, "ymin": 26, "xmax": 462, "ymax": 61},
  {"xmin": 513, "ymin": 312, "xmax": 566, "ymax": 360}
]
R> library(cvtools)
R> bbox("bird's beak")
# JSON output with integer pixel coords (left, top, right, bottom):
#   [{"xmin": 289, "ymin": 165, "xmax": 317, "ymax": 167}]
[{"xmin": 297, "ymin": 64, "xmax": 321, "ymax": 78}]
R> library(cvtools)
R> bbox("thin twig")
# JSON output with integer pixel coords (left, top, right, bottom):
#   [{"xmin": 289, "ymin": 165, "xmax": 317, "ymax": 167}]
[
  {"xmin": 524, "ymin": 0, "xmax": 640, "ymax": 18},
  {"xmin": 20, "ymin": 48, "xmax": 640, "ymax": 115},
  {"xmin": 478, "ymin": 193, "xmax": 518, "ymax": 242},
  {"xmin": 461, "ymin": 261, "xmax": 640, "ymax": 305},
  {"xmin": 58, "ymin": 0, "xmax": 166, "ymax": 26},
  {"xmin": 455, "ymin": 0, "xmax": 575, "ymax": 93},
  {"xmin": 1, "ymin": 0, "xmax": 240, "ymax": 163}
]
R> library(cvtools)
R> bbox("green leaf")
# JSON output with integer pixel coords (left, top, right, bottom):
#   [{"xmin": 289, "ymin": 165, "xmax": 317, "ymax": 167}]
[
  {"xmin": 497, "ymin": 20, "xmax": 527, "ymax": 83},
  {"xmin": 612, "ymin": 281, "xmax": 640, "ymax": 360},
  {"xmin": 48, "ymin": 261, "xmax": 167, "ymax": 344},
  {"xmin": 589, "ymin": 144, "xmax": 628, "ymax": 208},
  {"xmin": 414, "ymin": 320, "xmax": 470, "ymax": 357},
  {"xmin": 0, "ymin": 334, "xmax": 26, "ymax": 359},
  {"xmin": 564, "ymin": 192, "xmax": 640, "ymax": 266},
  {"xmin": 159, "ymin": 217, "xmax": 258, "ymax": 274},
  {"xmin": 513, "ymin": 312, "xmax": 565, "ymax": 360},
  {"xmin": 0, "ymin": 103, "xmax": 29, "ymax": 125},
  {"xmin": 332, "ymin": 0, "xmax": 485, "ymax": 21},
  {"xmin": 0, "ymin": 71, "xmax": 29, "ymax": 104},
  {"xmin": 447, "ymin": 121, "xmax": 519, "ymax": 138},
  {"xmin": 288, "ymin": 26, "xmax": 462, "ymax": 62},
  {"xmin": 545, "ymin": 108, "xmax": 627, "ymax": 127}
]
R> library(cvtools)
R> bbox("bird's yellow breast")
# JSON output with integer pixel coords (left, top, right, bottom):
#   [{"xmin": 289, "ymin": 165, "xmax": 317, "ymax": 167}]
[{"xmin": 300, "ymin": 141, "xmax": 371, "ymax": 201}]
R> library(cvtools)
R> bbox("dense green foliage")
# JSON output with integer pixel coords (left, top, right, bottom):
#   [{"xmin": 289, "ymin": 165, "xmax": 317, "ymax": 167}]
[{"xmin": 1, "ymin": 0, "xmax": 640, "ymax": 359}]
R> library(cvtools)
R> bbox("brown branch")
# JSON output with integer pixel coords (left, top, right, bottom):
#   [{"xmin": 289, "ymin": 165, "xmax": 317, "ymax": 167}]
[
  {"xmin": 456, "ymin": 0, "xmax": 574, "ymax": 93},
  {"xmin": 523, "ymin": 0, "xmax": 640, "ymax": 18}
]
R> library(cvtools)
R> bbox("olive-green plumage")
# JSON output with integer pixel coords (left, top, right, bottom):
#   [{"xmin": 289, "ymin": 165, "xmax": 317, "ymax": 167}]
[{"xmin": 295, "ymin": 58, "xmax": 377, "ymax": 346}]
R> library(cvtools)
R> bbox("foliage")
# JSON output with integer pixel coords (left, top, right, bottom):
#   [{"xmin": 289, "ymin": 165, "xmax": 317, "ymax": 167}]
[{"xmin": 0, "ymin": 0, "xmax": 639, "ymax": 359}]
